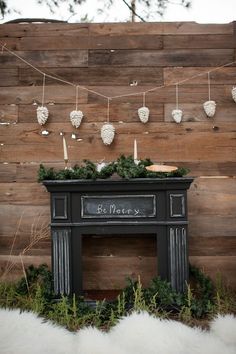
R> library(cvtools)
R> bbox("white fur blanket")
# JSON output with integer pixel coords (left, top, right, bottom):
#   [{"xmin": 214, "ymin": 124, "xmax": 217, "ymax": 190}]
[{"xmin": 0, "ymin": 308, "xmax": 235, "ymax": 354}]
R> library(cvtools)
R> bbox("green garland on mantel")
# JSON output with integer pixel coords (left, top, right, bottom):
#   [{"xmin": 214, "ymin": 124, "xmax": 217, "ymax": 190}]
[{"xmin": 38, "ymin": 155, "xmax": 190, "ymax": 182}]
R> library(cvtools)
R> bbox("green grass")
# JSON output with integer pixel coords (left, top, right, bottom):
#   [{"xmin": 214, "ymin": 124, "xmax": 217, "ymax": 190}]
[{"xmin": 0, "ymin": 264, "xmax": 235, "ymax": 331}]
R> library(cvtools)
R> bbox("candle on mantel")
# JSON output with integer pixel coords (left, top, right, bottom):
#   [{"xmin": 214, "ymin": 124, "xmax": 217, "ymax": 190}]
[
  {"xmin": 134, "ymin": 139, "xmax": 137, "ymax": 161},
  {"xmin": 62, "ymin": 136, "xmax": 68, "ymax": 168}
]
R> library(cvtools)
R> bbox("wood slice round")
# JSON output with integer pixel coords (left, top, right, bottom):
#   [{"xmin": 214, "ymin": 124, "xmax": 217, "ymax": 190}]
[{"xmin": 145, "ymin": 164, "xmax": 178, "ymax": 172}]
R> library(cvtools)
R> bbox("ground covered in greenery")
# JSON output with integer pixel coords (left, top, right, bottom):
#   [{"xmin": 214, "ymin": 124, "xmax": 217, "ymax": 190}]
[
  {"xmin": 0, "ymin": 264, "xmax": 235, "ymax": 331},
  {"xmin": 38, "ymin": 155, "xmax": 190, "ymax": 181}
]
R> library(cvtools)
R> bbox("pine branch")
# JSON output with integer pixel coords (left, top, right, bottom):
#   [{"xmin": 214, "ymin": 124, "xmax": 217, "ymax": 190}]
[{"xmin": 121, "ymin": 0, "xmax": 146, "ymax": 22}]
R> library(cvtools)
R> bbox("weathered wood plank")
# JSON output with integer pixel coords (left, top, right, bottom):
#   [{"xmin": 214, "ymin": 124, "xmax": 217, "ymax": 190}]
[
  {"xmin": 189, "ymin": 177, "xmax": 236, "ymax": 216},
  {"xmin": 18, "ymin": 67, "xmax": 164, "ymax": 86},
  {"xmin": 164, "ymin": 34, "xmax": 236, "ymax": 49},
  {"xmin": 164, "ymin": 67, "xmax": 236, "ymax": 85},
  {"xmin": 189, "ymin": 236, "xmax": 236, "ymax": 256},
  {"xmin": 0, "ymin": 23, "xmax": 89, "ymax": 37},
  {"xmin": 0, "ymin": 255, "xmax": 51, "ymax": 282},
  {"xmin": 83, "ymin": 235, "xmax": 156, "ymax": 257},
  {"xmin": 1, "ymin": 131, "xmax": 236, "ymax": 163},
  {"xmin": 1, "ymin": 122, "xmax": 236, "ymax": 146},
  {"xmin": 0, "ymin": 35, "xmax": 163, "ymax": 51},
  {"xmin": 0, "ymin": 104, "xmax": 18, "ymax": 123},
  {"xmin": 0, "ymin": 86, "xmax": 88, "ymax": 104},
  {"xmin": 0, "ymin": 236, "xmax": 50, "ymax": 255},
  {"xmin": 89, "ymin": 49, "xmax": 234, "ymax": 67},
  {"xmin": 89, "ymin": 22, "xmax": 234, "ymax": 35},
  {"xmin": 0, "ymin": 50, "xmax": 88, "ymax": 68},
  {"xmin": 0, "ymin": 68, "xmax": 18, "ymax": 86},
  {"xmin": 82, "ymin": 256, "xmax": 157, "ymax": 289},
  {"xmin": 189, "ymin": 215, "xmax": 236, "ymax": 237},
  {"xmin": 0, "ymin": 204, "xmax": 50, "ymax": 238},
  {"xmin": 0, "ymin": 84, "xmax": 234, "ymax": 105},
  {"xmin": 0, "ymin": 183, "xmax": 49, "ymax": 205},
  {"xmin": 189, "ymin": 256, "xmax": 236, "ymax": 289},
  {"xmin": 0, "ymin": 163, "xmax": 17, "ymax": 182}
]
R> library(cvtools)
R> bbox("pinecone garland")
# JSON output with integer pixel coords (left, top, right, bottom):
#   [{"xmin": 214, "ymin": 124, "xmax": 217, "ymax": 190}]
[
  {"xmin": 203, "ymin": 100, "xmax": 216, "ymax": 118},
  {"xmin": 231, "ymin": 87, "xmax": 236, "ymax": 103},
  {"xmin": 70, "ymin": 110, "xmax": 83, "ymax": 128},
  {"xmin": 138, "ymin": 106, "xmax": 149, "ymax": 123},
  {"xmin": 37, "ymin": 106, "xmax": 49, "ymax": 125},
  {"xmin": 101, "ymin": 123, "xmax": 115, "ymax": 145},
  {"xmin": 171, "ymin": 109, "xmax": 183, "ymax": 123}
]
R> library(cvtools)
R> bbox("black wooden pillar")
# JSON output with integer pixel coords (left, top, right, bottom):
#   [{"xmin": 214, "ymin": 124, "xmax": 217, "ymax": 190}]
[{"xmin": 44, "ymin": 177, "xmax": 193, "ymax": 296}]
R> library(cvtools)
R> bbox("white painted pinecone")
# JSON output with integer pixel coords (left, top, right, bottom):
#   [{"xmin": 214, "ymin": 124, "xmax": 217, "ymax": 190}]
[
  {"xmin": 70, "ymin": 110, "xmax": 83, "ymax": 128},
  {"xmin": 138, "ymin": 106, "xmax": 149, "ymax": 123},
  {"xmin": 203, "ymin": 100, "xmax": 216, "ymax": 118},
  {"xmin": 231, "ymin": 86, "xmax": 236, "ymax": 103},
  {"xmin": 171, "ymin": 109, "xmax": 183, "ymax": 123},
  {"xmin": 37, "ymin": 106, "xmax": 49, "ymax": 125},
  {"xmin": 101, "ymin": 123, "xmax": 115, "ymax": 145}
]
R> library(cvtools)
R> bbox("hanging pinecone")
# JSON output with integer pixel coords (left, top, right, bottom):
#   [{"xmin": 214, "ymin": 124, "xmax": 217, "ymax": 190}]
[
  {"xmin": 171, "ymin": 109, "xmax": 183, "ymax": 123},
  {"xmin": 138, "ymin": 106, "xmax": 149, "ymax": 123},
  {"xmin": 231, "ymin": 86, "xmax": 236, "ymax": 103},
  {"xmin": 70, "ymin": 110, "xmax": 83, "ymax": 128},
  {"xmin": 37, "ymin": 106, "xmax": 49, "ymax": 125},
  {"xmin": 101, "ymin": 123, "xmax": 115, "ymax": 145},
  {"xmin": 203, "ymin": 100, "xmax": 216, "ymax": 118}
]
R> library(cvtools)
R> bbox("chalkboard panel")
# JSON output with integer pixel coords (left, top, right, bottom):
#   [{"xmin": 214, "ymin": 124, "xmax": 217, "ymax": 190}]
[{"xmin": 81, "ymin": 195, "xmax": 156, "ymax": 218}]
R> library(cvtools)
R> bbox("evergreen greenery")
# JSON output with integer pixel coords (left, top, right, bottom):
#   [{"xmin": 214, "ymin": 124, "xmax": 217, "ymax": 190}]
[
  {"xmin": 38, "ymin": 155, "xmax": 190, "ymax": 181},
  {"xmin": 1, "ymin": 264, "xmax": 235, "ymax": 331}
]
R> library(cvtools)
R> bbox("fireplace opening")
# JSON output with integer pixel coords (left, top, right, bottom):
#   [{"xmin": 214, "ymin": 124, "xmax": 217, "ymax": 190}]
[{"xmin": 81, "ymin": 234, "xmax": 157, "ymax": 301}]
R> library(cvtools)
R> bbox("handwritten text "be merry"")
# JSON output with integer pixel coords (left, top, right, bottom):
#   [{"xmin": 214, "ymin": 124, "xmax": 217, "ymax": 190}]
[{"xmin": 96, "ymin": 204, "xmax": 140, "ymax": 216}]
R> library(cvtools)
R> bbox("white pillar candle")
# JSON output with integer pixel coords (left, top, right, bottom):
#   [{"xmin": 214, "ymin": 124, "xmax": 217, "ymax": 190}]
[
  {"xmin": 134, "ymin": 139, "xmax": 137, "ymax": 160},
  {"xmin": 62, "ymin": 136, "xmax": 68, "ymax": 160}
]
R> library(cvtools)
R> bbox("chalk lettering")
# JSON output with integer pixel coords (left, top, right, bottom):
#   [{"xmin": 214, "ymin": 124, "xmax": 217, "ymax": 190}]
[{"xmin": 97, "ymin": 204, "xmax": 107, "ymax": 214}]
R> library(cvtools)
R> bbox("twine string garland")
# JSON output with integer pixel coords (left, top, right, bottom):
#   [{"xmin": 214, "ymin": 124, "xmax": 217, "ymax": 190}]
[
  {"xmin": 208, "ymin": 72, "xmax": 211, "ymax": 101},
  {"xmin": 143, "ymin": 92, "xmax": 146, "ymax": 107},
  {"xmin": 75, "ymin": 85, "xmax": 79, "ymax": 111},
  {"xmin": 176, "ymin": 84, "xmax": 179, "ymax": 110},
  {"xmin": 42, "ymin": 73, "xmax": 46, "ymax": 106},
  {"xmin": 107, "ymin": 97, "xmax": 110, "ymax": 123}
]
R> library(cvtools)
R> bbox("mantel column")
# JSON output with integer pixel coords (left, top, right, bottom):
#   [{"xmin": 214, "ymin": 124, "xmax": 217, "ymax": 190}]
[{"xmin": 52, "ymin": 229, "xmax": 71, "ymax": 295}]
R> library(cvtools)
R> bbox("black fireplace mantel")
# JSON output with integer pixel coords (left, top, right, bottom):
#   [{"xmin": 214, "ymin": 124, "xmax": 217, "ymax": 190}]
[{"xmin": 43, "ymin": 177, "xmax": 193, "ymax": 296}]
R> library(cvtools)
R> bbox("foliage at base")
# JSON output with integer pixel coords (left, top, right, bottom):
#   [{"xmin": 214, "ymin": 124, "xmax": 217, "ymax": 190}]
[{"xmin": 0, "ymin": 264, "xmax": 235, "ymax": 331}]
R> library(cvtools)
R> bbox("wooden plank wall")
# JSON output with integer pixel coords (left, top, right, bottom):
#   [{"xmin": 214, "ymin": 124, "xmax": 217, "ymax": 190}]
[{"xmin": 0, "ymin": 22, "xmax": 236, "ymax": 290}]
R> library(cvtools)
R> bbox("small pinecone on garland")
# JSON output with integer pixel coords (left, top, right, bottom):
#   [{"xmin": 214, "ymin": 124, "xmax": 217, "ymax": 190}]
[
  {"xmin": 37, "ymin": 106, "xmax": 49, "ymax": 125},
  {"xmin": 138, "ymin": 106, "xmax": 149, "ymax": 123},
  {"xmin": 231, "ymin": 86, "xmax": 236, "ymax": 103},
  {"xmin": 101, "ymin": 123, "xmax": 115, "ymax": 145},
  {"xmin": 203, "ymin": 100, "xmax": 216, "ymax": 118},
  {"xmin": 70, "ymin": 110, "xmax": 83, "ymax": 128}
]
